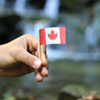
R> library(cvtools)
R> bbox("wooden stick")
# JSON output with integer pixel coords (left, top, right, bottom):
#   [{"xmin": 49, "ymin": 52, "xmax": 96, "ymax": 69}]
[{"xmin": 39, "ymin": 31, "xmax": 42, "ymax": 61}]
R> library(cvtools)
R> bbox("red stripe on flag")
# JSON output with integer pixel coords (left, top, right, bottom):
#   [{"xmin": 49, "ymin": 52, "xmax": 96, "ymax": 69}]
[
  {"xmin": 39, "ymin": 28, "xmax": 46, "ymax": 45},
  {"xmin": 60, "ymin": 27, "xmax": 66, "ymax": 44}
]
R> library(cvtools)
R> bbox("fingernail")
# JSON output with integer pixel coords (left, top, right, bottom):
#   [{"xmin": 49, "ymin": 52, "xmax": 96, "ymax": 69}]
[
  {"xmin": 33, "ymin": 60, "xmax": 42, "ymax": 69},
  {"xmin": 43, "ymin": 67, "xmax": 48, "ymax": 74},
  {"xmin": 37, "ymin": 73, "xmax": 43, "ymax": 79},
  {"xmin": 45, "ymin": 69, "xmax": 48, "ymax": 74},
  {"xmin": 39, "ymin": 75, "xmax": 43, "ymax": 79}
]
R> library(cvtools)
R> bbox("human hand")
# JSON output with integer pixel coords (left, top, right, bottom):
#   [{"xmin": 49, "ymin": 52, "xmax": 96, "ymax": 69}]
[{"xmin": 0, "ymin": 34, "xmax": 48, "ymax": 82}]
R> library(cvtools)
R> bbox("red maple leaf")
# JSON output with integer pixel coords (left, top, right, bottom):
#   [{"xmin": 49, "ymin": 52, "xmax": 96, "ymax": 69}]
[{"xmin": 48, "ymin": 30, "xmax": 58, "ymax": 40}]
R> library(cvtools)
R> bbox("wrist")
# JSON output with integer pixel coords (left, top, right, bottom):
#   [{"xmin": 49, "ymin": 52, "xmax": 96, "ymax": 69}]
[{"xmin": 0, "ymin": 44, "xmax": 13, "ymax": 69}]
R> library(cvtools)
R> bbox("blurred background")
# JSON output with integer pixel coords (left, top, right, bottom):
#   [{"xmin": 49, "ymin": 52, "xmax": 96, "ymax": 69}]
[{"xmin": 0, "ymin": 0, "xmax": 100, "ymax": 100}]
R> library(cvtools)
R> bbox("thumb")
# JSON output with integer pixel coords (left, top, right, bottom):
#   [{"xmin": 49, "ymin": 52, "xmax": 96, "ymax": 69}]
[{"xmin": 14, "ymin": 49, "xmax": 42, "ymax": 69}]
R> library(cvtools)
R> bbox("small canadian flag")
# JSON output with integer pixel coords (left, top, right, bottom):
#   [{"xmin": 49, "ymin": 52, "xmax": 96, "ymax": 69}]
[{"xmin": 39, "ymin": 27, "xmax": 66, "ymax": 45}]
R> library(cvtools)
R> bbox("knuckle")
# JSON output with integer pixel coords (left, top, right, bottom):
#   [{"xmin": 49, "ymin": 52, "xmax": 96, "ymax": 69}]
[
  {"xmin": 25, "ymin": 34, "xmax": 39, "ymax": 43},
  {"xmin": 26, "ymin": 34, "xmax": 33, "ymax": 37},
  {"xmin": 23, "ymin": 34, "xmax": 33, "ymax": 39},
  {"xmin": 25, "ymin": 34, "xmax": 33, "ymax": 39}
]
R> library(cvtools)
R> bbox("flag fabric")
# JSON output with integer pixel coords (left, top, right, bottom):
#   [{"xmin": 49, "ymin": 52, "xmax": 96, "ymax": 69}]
[{"xmin": 39, "ymin": 27, "xmax": 66, "ymax": 45}]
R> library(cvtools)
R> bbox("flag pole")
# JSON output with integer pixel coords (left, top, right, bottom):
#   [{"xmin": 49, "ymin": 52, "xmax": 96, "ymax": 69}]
[{"xmin": 39, "ymin": 30, "xmax": 42, "ymax": 61}]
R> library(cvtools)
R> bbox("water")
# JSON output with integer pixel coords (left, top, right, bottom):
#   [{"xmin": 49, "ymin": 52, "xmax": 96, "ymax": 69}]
[
  {"xmin": 44, "ymin": 0, "xmax": 60, "ymax": 19},
  {"xmin": 0, "ymin": 0, "xmax": 5, "ymax": 7},
  {"xmin": 0, "ymin": 60, "xmax": 100, "ymax": 99},
  {"xmin": 14, "ymin": 0, "xmax": 26, "ymax": 15}
]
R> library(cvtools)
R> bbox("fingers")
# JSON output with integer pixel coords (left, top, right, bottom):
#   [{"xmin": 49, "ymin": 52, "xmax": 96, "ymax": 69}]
[
  {"xmin": 25, "ymin": 34, "xmax": 39, "ymax": 50},
  {"xmin": 41, "ymin": 45, "xmax": 48, "ymax": 76},
  {"xmin": 25, "ymin": 34, "xmax": 48, "ymax": 67},
  {"xmin": 35, "ymin": 70, "xmax": 43, "ymax": 82},
  {"xmin": 37, "ymin": 45, "xmax": 48, "ymax": 67},
  {"xmin": 14, "ymin": 49, "xmax": 42, "ymax": 70},
  {"xmin": 41, "ymin": 66, "xmax": 48, "ymax": 77},
  {"xmin": 22, "ymin": 34, "xmax": 48, "ymax": 82},
  {"xmin": 35, "ymin": 45, "xmax": 48, "ymax": 82},
  {"xmin": 35, "ymin": 66, "xmax": 48, "ymax": 82}
]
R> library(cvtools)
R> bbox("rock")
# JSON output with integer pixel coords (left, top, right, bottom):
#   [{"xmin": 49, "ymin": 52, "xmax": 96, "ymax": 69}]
[{"xmin": 59, "ymin": 85, "xmax": 94, "ymax": 100}]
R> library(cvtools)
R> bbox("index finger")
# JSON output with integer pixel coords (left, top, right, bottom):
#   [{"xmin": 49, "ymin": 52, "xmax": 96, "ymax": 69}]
[{"xmin": 25, "ymin": 34, "xmax": 39, "ymax": 51}]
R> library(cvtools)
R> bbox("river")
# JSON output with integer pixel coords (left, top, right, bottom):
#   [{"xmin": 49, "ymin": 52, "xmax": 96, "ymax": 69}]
[{"xmin": 0, "ymin": 60, "xmax": 100, "ymax": 100}]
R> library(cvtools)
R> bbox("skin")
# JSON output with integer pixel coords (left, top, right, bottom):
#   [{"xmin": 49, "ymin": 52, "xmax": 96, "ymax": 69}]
[{"xmin": 0, "ymin": 34, "xmax": 48, "ymax": 82}]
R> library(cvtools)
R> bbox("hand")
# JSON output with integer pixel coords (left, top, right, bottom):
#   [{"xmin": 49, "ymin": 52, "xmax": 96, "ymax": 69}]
[{"xmin": 0, "ymin": 34, "xmax": 48, "ymax": 82}]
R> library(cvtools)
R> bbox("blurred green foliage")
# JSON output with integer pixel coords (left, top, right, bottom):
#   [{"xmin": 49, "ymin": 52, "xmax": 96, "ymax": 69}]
[{"xmin": 60, "ymin": 0, "xmax": 99, "ymax": 11}]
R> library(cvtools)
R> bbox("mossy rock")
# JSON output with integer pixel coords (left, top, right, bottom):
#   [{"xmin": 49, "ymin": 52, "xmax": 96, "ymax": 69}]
[{"xmin": 59, "ymin": 85, "xmax": 97, "ymax": 100}]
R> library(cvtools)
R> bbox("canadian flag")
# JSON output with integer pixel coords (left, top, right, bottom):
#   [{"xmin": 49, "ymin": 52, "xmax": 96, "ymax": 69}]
[{"xmin": 39, "ymin": 27, "xmax": 66, "ymax": 45}]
